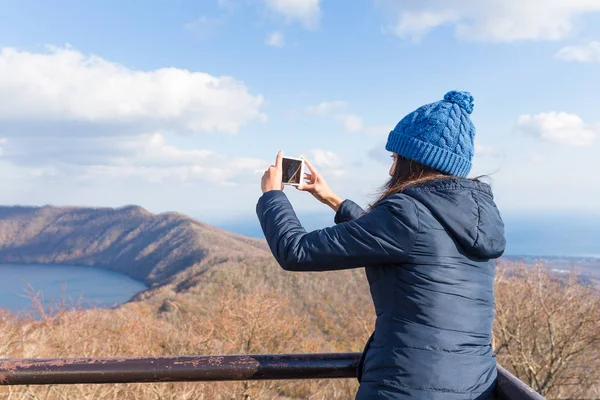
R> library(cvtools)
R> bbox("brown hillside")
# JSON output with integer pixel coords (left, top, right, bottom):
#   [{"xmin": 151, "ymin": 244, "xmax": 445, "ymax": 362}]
[
  {"xmin": 0, "ymin": 205, "xmax": 373, "ymax": 349},
  {"xmin": 0, "ymin": 205, "xmax": 270, "ymax": 285}
]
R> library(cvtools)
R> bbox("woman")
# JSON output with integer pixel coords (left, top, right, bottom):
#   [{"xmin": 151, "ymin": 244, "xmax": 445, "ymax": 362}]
[{"xmin": 257, "ymin": 91, "xmax": 505, "ymax": 399}]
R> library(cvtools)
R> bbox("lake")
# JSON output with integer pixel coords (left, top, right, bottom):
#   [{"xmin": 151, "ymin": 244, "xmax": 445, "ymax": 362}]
[{"xmin": 0, "ymin": 264, "xmax": 148, "ymax": 314}]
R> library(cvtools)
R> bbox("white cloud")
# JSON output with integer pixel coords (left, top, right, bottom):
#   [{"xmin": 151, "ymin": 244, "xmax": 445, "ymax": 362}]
[
  {"xmin": 392, "ymin": 10, "xmax": 459, "ymax": 42},
  {"xmin": 516, "ymin": 112, "xmax": 597, "ymax": 147},
  {"xmin": 263, "ymin": 0, "xmax": 321, "ymax": 29},
  {"xmin": 555, "ymin": 41, "xmax": 600, "ymax": 62},
  {"xmin": 0, "ymin": 45, "xmax": 271, "ymax": 211},
  {"xmin": 335, "ymin": 113, "xmax": 364, "ymax": 133},
  {"xmin": 306, "ymin": 101, "xmax": 347, "ymax": 115},
  {"xmin": 305, "ymin": 148, "xmax": 342, "ymax": 169},
  {"xmin": 306, "ymin": 101, "xmax": 389, "ymax": 134},
  {"xmin": 2, "ymin": 133, "xmax": 267, "ymax": 186},
  {"xmin": 303, "ymin": 148, "xmax": 346, "ymax": 177},
  {"xmin": 0, "ymin": 46, "xmax": 266, "ymax": 134},
  {"xmin": 266, "ymin": 31, "xmax": 286, "ymax": 47},
  {"xmin": 475, "ymin": 143, "xmax": 503, "ymax": 158},
  {"xmin": 183, "ymin": 16, "xmax": 224, "ymax": 38},
  {"xmin": 378, "ymin": 0, "xmax": 600, "ymax": 42},
  {"xmin": 79, "ymin": 158, "xmax": 265, "ymax": 187},
  {"xmin": 528, "ymin": 154, "xmax": 547, "ymax": 164}
]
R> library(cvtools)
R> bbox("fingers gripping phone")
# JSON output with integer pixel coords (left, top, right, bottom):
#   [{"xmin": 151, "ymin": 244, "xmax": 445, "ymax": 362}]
[{"xmin": 281, "ymin": 156, "xmax": 305, "ymax": 187}]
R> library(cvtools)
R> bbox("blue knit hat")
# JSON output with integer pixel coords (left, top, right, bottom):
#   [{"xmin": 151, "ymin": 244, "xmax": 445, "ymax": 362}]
[{"xmin": 385, "ymin": 91, "xmax": 476, "ymax": 177}]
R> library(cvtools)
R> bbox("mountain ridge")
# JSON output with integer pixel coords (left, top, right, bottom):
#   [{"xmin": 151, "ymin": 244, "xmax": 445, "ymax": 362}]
[
  {"xmin": 0, "ymin": 205, "xmax": 271, "ymax": 286},
  {"xmin": 0, "ymin": 205, "xmax": 372, "ymax": 335}
]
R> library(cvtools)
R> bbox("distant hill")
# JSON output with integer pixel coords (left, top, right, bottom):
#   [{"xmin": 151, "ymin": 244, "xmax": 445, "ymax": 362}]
[
  {"xmin": 0, "ymin": 205, "xmax": 269, "ymax": 285},
  {"xmin": 0, "ymin": 205, "xmax": 372, "ymax": 325}
]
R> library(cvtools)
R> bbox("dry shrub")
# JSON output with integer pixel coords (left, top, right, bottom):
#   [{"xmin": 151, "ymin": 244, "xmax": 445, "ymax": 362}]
[
  {"xmin": 0, "ymin": 285, "xmax": 359, "ymax": 399},
  {"xmin": 2, "ymin": 261, "xmax": 598, "ymax": 399},
  {"xmin": 494, "ymin": 263, "xmax": 600, "ymax": 399}
]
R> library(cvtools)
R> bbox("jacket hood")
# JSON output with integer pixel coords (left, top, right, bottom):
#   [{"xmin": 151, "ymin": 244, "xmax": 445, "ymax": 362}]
[{"xmin": 403, "ymin": 178, "xmax": 506, "ymax": 259}]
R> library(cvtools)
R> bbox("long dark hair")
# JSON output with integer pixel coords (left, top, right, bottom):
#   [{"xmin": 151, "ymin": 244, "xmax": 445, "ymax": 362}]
[{"xmin": 368, "ymin": 155, "xmax": 452, "ymax": 210}]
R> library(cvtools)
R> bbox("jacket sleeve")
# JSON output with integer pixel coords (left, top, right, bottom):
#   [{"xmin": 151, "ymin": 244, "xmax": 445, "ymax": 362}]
[
  {"xmin": 256, "ymin": 190, "xmax": 418, "ymax": 272},
  {"xmin": 334, "ymin": 199, "xmax": 365, "ymax": 224}
]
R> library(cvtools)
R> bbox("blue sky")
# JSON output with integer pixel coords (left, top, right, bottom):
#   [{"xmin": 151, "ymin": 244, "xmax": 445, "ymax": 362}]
[{"xmin": 0, "ymin": 0, "xmax": 599, "ymax": 222}]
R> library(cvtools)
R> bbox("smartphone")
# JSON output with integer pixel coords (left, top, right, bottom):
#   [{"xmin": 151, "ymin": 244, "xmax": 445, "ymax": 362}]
[{"xmin": 281, "ymin": 156, "xmax": 305, "ymax": 186}]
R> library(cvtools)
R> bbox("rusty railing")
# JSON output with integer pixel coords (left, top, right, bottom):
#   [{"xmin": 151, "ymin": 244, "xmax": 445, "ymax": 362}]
[{"xmin": 0, "ymin": 353, "xmax": 545, "ymax": 399}]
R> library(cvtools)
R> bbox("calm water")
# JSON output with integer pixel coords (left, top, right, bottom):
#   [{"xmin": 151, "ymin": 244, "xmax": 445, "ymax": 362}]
[{"xmin": 0, "ymin": 264, "xmax": 147, "ymax": 313}]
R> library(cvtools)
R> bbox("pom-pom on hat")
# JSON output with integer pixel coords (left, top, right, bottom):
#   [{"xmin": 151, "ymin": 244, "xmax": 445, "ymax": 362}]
[{"xmin": 385, "ymin": 91, "xmax": 476, "ymax": 177}]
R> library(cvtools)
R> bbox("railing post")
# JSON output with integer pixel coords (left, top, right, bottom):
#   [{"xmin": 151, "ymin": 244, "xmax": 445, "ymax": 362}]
[{"xmin": 496, "ymin": 365, "xmax": 546, "ymax": 400}]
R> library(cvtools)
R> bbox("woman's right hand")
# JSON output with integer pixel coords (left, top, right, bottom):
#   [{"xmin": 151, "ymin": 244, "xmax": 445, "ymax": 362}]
[{"xmin": 297, "ymin": 159, "xmax": 343, "ymax": 211}]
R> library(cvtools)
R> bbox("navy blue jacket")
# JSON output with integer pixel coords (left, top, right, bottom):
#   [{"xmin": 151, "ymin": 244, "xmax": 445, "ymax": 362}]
[{"xmin": 256, "ymin": 178, "xmax": 506, "ymax": 399}]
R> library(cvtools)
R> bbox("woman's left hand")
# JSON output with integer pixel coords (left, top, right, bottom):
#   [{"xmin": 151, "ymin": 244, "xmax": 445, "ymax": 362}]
[{"xmin": 261, "ymin": 150, "xmax": 284, "ymax": 193}]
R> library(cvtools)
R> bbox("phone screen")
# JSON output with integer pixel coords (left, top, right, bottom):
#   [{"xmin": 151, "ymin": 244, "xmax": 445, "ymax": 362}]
[{"xmin": 282, "ymin": 158, "xmax": 303, "ymax": 185}]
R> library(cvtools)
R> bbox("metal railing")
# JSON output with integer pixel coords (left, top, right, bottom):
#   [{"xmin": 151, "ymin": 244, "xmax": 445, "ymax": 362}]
[{"xmin": 0, "ymin": 353, "xmax": 545, "ymax": 399}]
